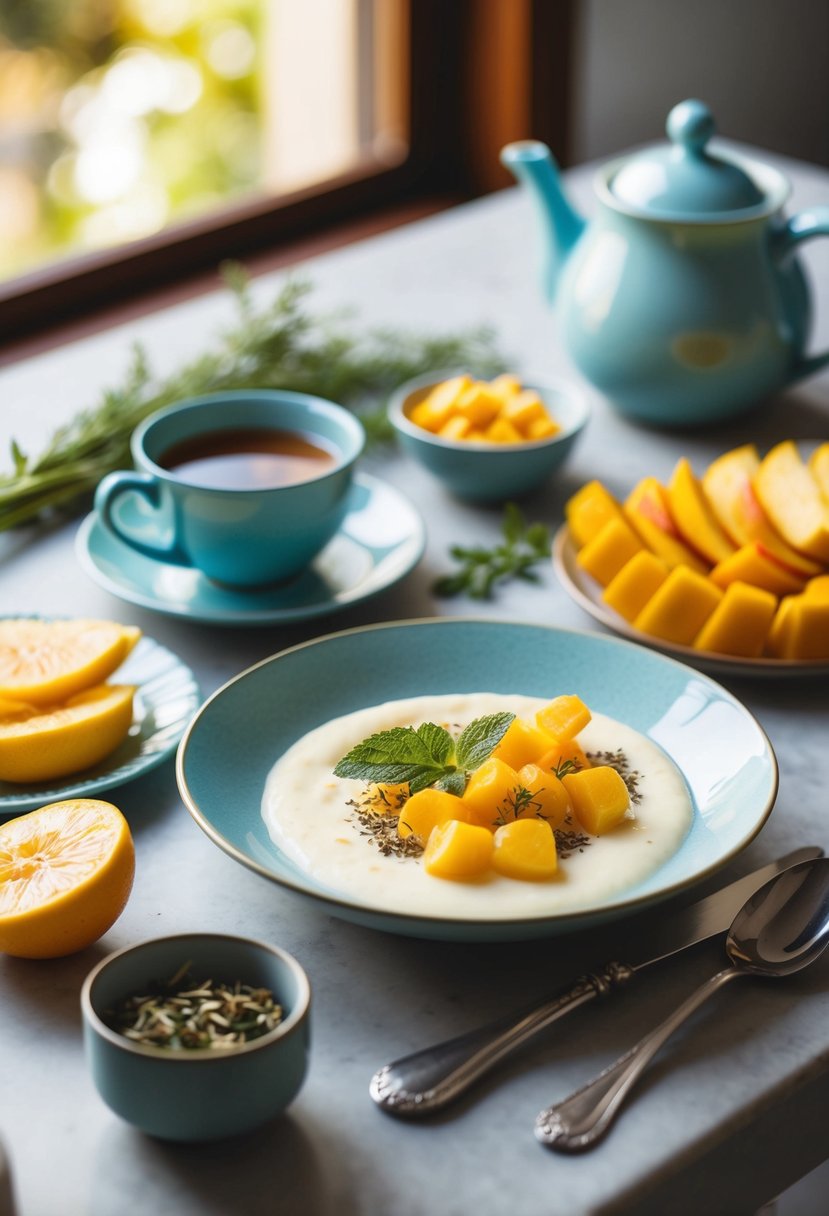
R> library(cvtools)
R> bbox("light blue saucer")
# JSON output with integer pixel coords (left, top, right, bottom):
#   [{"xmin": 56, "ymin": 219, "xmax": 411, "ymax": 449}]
[
  {"xmin": 75, "ymin": 473, "xmax": 424, "ymax": 625},
  {"xmin": 177, "ymin": 619, "xmax": 778, "ymax": 942}
]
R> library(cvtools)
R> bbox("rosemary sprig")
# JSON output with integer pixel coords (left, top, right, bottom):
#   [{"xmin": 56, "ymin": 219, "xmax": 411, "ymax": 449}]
[
  {"xmin": 433, "ymin": 502, "xmax": 551, "ymax": 599},
  {"xmin": 0, "ymin": 267, "xmax": 504, "ymax": 531}
]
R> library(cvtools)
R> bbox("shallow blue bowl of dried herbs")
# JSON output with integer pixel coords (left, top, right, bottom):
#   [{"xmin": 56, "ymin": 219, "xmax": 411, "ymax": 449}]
[{"xmin": 81, "ymin": 933, "xmax": 310, "ymax": 1142}]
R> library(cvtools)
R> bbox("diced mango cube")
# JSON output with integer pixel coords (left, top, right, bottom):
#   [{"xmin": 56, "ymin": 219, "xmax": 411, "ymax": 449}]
[
  {"xmin": 562, "ymin": 766, "xmax": 630, "ymax": 835},
  {"xmin": 455, "ymin": 384, "xmax": 503, "ymax": 427},
  {"xmin": 633, "ymin": 566, "xmax": 722, "ymax": 644},
  {"xmin": 501, "ymin": 390, "xmax": 547, "ymax": 431},
  {"xmin": 525, "ymin": 415, "xmax": 561, "ymax": 441},
  {"xmin": 693, "ymin": 581, "xmax": 777, "ymax": 657},
  {"xmin": 537, "ymin": 738, "xmax": 591, "ymax": 775},
  {"xmin": 602, "ymin": 551, "xmax": 670, "ymax": 622},
  {"xmin": 488, "ymin": 373, "xmax": 522, "ymax": 400},
  {"xmin": 397, "ymin": 788, "xmax": 469, "ymax": 842},
  {"xmin": 486, "ymin": 417, "xmax": 524, "ymax": 444},
  {"xmin": 577, "ymin": 517, "xmax": 645, "ymax": 586},
  {"xmin": 462, "ymin": 756, "xmax": 521, "ymax": 829},
  {"xmin": 565, "ymin": 481, "xmax": 626, "ymax": 547},
  {"xmin": 423, "ymin": 819, "xmax": 494, "ymax": 879},
  {"xmin": 408, "ymin": 375, "xmax": 471, "ymax": 431},
  {"xmin": 710, "ymin": 543, "xmax": 807, "ymax": 597},
  {"xmin": 491, "ymin": 717, "xmax": 555, "ymax": 770},
  {"xmin": 766, "ymin": 594, "xmax": 829, "ymax": 660},
  {"xmin": 492, "ymin": 818, "xmax": 558, "ymax": 881},
  {"xmin": 805, "ymin": 575, "xmax": 829, "ymax": 600},
  {"xmin": 516, "ymin": 762, "xmax": 571, "ymax": 830},
  {"xmin": 364, "ymin": 783, "xmax": 409, "ymax": 814},
  {"xmin": 535, "ymin": 694, "xmax": 591, "ymax": 742},
  {"xmin": 437, "ymin": 415, "xmax": 472, "ymax": 441}
]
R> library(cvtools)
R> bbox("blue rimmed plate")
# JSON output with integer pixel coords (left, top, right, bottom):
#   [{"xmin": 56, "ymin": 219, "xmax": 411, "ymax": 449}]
[
  {"xmin": 75, "ymin": 472, "xmax": 424, "ymax": 625},
  {"xmin": 176, "ymin": 619, "xmax": 778, "ymax": 941},
  {"xmin": 0, "ymin": 632, "xmax": 200, "ymax": 817}
]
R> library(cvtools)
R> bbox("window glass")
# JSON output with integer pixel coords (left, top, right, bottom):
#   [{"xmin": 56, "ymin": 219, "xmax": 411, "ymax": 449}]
[{"xmin": 0, "ymin": 0, "xmax": 407, "ymax": 281}]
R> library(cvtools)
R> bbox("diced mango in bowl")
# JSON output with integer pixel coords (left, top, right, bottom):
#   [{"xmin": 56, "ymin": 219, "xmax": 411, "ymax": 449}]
[
  {"xmin": 409, "ymin": 374, "xmax": 561, "ymax": 444},
  {"xmin": 564, "ymin": 442, "xmax": 829, "ymax": 661}
]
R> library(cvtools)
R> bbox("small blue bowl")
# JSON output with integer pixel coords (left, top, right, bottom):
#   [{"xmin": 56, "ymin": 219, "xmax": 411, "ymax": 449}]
[
  {"xmin": 81, "ymin": 933, "xmax": 311, "ymax": 1142},
  {"xmin": 388, "ymin": 370, "xmax": 590, "ymax": 502}
]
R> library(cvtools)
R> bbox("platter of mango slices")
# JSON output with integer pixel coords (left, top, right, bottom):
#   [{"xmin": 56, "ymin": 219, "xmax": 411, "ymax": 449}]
[{"xmin": 554, "ymin": 440, "xmax": 829, "ymax": 676}]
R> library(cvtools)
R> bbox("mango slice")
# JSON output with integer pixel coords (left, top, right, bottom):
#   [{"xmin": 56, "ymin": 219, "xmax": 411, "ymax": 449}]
[
  {"xmin": 633, "ymin": 566, "xmax": 722, "ymax": 644},
  {"xmin": 602, "ymin": 551, "xmax": 670, "ymax": 622},
  {"xmin": 492, "ymin": 818, "xmax": 558, "ymax": 882},
  {"xmin": 423, "ymin": 819, "xmax": 494, "ymax": 879},
  {"xmin": 516, "ymin": 763, "xmax": 571, "ymax": 829},
  {"xmin": 710, "ymin": 542, "xmax": 807, "ymax": 597},
  {"xmin": 624, "ymin": 477, "xmax": 708, "ymax": 573},
  {"xmin": 535, "ymin": 695, "xmax": 591, "ymax": 741},
  {"xmin": 693, "ymin": 581, "xmax": 777, "ymax": 658},
  {"xmin": 577, "ymin": 517, "xmax": 644, "ymax": 586},
  {"xmin": 565, "ymin": 480, "xmax": 626, "ymax": 547},
  {"xmin": 753, "ymin": 441, "xmax": 829, "ymax": 562},
  {"xmin": 562, "ymin": 766, "xmax": 630, "ymax": 835},
  {"xmin": 409, "ymin": 375, "xmax": 472, "ymax": 432},
  {"xmin": 397, "ymin": 788, "xmax": 469, "ymax": 842},
  {"xmin": 462, "ymin": 756, "xmax": 521, "ymax": 829},
  {"xmin": 702, "ymin": 444, "xmax": 821, "ymax": 578},
  {"xmin": 0, "ymin": 684, "xmax": 135, "ymax": 783},
  {"xmin": 667, "ymin": 457, "xmax": 736, "ymax": 564},
  {"xmin": 491, "ymin": 717, "xmax": 555, "ymax": 771},
  {"xmin": 455, "ymin": 383, "xmax": 502, "ymax": 428},
  {"xmin": 537, "ymin": 738, "xmax": 591, "ymax": 774},
  {"xmin": 767, "ymin": 594, "xmax": 829, "ymax": 660},
  {"xmin": 805, "ymin": 575, "xmax": 829, "ymax": 600},
  {"xmin": 809, "ymin": 443, "xmax": 829, "ymax": 500}
]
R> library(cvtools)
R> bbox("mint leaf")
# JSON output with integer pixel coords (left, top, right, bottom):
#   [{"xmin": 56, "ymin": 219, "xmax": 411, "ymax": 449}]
[
  {"xmin": 334, "ymin": 723, "xmax": 455, "ymax": 794},
  {"xmin": 435, "ymin": 770, "xmax": 466, "ymax": 797},
  {"xmin": 455, "ymin": 711, "xmax": 515, "ymax": 771}
]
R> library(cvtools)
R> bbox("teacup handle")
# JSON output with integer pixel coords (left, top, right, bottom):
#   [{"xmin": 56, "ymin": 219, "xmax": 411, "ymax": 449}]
[
  {"xmin": 94, "ymin": 470, "xmax": 191, "ymax": 566},
  {"xmin": 777, "ymin": 205, "xmax": 829, "ymax": 382}
]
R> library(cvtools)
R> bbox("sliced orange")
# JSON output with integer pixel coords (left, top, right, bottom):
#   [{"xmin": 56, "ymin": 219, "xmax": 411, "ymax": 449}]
[
  {"xmin": 0, "ymin": 618, "xmax": 140, "ymax": 706},
  {"xmin": 0, "ymin": 799, "xmax": 135, "ymax": 958},
  {"xmin": 0, "ymin": 684, "xmax": 135, "ymax": 783}
]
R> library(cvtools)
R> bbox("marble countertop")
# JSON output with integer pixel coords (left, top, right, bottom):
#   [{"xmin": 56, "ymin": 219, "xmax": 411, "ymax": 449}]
[{"xmin": 1, "ymin": 149, "xmax": 828, "ymax": 1216}]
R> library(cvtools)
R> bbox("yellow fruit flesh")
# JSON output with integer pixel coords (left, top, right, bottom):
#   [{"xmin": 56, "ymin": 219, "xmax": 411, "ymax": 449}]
[
  {"xmin": 766, "ymin": 595, "xmax": 829, "ymax": 660},
  {"xmin": 492, "ymin": 818, "xmax": 558, "ymax": 881},
  {"xmin": 667, "ymin": 457, "xmax": 736, "ymax": 564},
  {"xmin": 562, "ymin": 766, "xmax": 630, "ymax": 835},
  {"xmin": 694, "ymin": 581, "xmax": 778, "ymax": 658},
  {"xmin": 0, "ymin": 684, "xmax": 135, "ymax": 783},
  {"xmin": 516, "ymin": 763, "xmax": 571, "ymax": 830},
  {"xmin": 577, "ymin": 517, "xmax": 644, "ymax": 586},
  {"xmin": 710, "ymin": 543, "xmax": 807, "ymax": 597},
  {"xmin": 537, "ymin": 738, "xmax": 591, "ymax": 774},
  {"xmin": 0, "ymin": 798, "xmax": 135, "ymax": 958},
  {"xmin": 363, "ymin": 783, "xmax": 409, "ymax": 814},
  {"xmin": 753, "ymin": 441, "xmax": 829, "ymax": 562},
  {"xmin": 462, "ymin": 756, "xmax": 521, "ymax": 829},
  {"xmin": 423, "ymin": 819, "xmax": 494, "ymax": 879},
  {"xmin": 565, "ymin": 481, "xmax": 626, "ymax": 547},
  {"xmin": 409, "ymin": 375, "xmax": 560, "ymax": 444},
  {"xmin": 535, "ymin": 695, "xmax": 591, "ymax": 742},
  {"xmin": 633, "ymin": 566, "xmax": 722, "ymax": 645},
  {"xmin": 397, "ymin": 788, "xmax": 468, "ymax": 842},
  {"xmin": 602, "ymin": 551, "xmax": 670, "ymax": 622},
  {"xmin": 491, "ymin": 718, "xmax": 554, "ymax": 771},
  {"xmin": 0, "ymin": 619, "xmax": 140, "ymax": 706},
  {"xmin": 624, "ymin": 478, "xmax": 708, "ymax": 573}
]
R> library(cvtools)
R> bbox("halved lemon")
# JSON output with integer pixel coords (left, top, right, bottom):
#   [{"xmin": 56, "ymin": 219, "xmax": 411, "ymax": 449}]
[
  {"xmin": 0, "ymin": 618, "xmax": 141, "ymax": 706},
  {"xmin": 0, "ymin": 798, "xmax": 135, "ymax": 958},
  {"xmin": 0, "ymin": 684, "xmax": 135, "ymax": 783}
]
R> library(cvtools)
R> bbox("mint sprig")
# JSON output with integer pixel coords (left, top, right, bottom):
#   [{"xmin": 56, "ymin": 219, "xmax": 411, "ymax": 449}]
[{"xmin": 333, "ymin": 711, "xmax": 515, "ymax": 796}]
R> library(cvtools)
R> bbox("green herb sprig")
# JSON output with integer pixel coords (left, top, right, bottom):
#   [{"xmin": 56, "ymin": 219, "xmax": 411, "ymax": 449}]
[
  {"xmin": 0, "ymin": 268, "xmax": 504, "ymax": 532},
  {"xmin": 334, "ymin": 710, "xmax": 514, "ymax": 798},
  {"xmin": 433, "ymin": 502, "xmax": 551, "ymax": 600}
]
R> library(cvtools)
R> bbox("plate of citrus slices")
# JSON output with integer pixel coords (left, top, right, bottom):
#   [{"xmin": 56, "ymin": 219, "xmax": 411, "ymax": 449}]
[
  {"xmin": 554, "ymin": 440, "xmax": 829, "ymax": 677},
  {"xmin": 0, "ymin": 617, "xmax": 200, "ymax": 815}
]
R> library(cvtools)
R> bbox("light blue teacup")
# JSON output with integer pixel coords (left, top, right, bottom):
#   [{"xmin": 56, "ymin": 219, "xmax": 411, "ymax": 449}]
[{"xmin": 94, "ymin": 390, "xmax": 365, "ymax": 588}]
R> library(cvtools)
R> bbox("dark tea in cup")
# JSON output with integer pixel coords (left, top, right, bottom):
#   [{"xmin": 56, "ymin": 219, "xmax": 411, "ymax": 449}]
[{"xmin": 159, "ymin": 427, "xmax": 337, "ymax": 490}]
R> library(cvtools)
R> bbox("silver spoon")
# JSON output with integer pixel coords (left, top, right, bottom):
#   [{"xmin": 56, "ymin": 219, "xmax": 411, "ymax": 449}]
[{"xmin": 535, "ymin": 856, "xmax": 829, "ymax": 1152}]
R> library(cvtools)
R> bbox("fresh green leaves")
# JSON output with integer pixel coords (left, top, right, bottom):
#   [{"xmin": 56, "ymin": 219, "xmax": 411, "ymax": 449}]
[
  {"xmin": 433, "ymin": 502, "xmax": 551, "ymax": 600},
  {"xmin": 333, "ymin": 710, "xmax": 515, "ymax": 796},
  {"xmin": 1, "ymin": 271, "xmax": 505, "ymax": 531}
]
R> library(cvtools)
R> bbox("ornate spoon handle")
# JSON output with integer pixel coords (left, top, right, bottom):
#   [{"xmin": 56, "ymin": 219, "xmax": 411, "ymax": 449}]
[
  {"xmin": 535, "ymin": 966, "xmax": 742, "ymax": 1151},
  {"xmin": 370, "ymin": 962, "xmax": 634, "ymax": 1117}
]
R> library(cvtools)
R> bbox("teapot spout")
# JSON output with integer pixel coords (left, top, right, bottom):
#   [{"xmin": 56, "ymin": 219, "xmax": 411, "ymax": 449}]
[{"xmin": 501, "ymin": 141, "xmax": 585, "ymax": 301}]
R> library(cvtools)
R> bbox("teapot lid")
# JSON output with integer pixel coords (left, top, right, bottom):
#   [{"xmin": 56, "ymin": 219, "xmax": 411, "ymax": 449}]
[{"xmin": 609, "ymin": 99, "xmax": 766, "ymax": 217}]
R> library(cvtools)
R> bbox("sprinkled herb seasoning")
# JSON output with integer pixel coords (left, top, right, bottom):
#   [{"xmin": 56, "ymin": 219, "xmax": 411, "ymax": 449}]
[
  {"xmin": 105, "ymin": 963, "xmax": 283, "ymax": 1050},
  {"xmin": 347, "ymin": 789, "xmax": 424, "ymax": 858}
]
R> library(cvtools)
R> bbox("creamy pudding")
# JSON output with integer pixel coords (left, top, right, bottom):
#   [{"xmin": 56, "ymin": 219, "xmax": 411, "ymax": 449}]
[{"xmin": 262, "ymin": 693, "xmax": 694, "ymax": 920}]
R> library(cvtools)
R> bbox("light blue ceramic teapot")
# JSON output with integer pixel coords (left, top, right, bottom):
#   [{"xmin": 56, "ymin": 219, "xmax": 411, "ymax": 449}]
[{"xmin": 502, "ymin": 99, "xmax": 829, "ymax": 426}]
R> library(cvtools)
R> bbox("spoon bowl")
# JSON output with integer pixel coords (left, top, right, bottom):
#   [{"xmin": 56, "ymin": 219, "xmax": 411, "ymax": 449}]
[{"xmin": 537, "ymin": 858, "xmax": 829, "ymax": 1151}]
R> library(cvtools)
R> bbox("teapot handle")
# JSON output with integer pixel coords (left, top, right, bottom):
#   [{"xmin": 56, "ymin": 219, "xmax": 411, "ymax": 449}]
[{"xmin": 777, "ymin": 206, "xmax": 829, "ymax": 382}]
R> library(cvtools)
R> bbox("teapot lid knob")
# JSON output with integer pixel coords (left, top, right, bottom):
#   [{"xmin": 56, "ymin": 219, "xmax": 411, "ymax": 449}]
[{"xmin": 667, "ymin": 99, "xmax": 715, "ymax": 155}]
